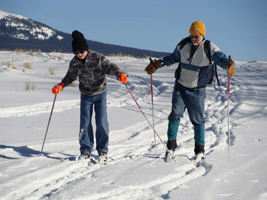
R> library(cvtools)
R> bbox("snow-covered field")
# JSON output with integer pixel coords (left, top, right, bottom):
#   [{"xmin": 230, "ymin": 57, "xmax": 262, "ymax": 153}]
[{"xmin": 0, "ymin": 50, "xmax": 266, "ymax": 200}]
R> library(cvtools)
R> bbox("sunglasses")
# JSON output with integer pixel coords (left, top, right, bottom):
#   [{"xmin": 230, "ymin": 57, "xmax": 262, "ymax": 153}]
[
  {"xmin": 73, "ymin": 50, "xmax": 86, "ymax": 55},
  {"xmin": 190, "ymin": 35, "xmax": 200, "ymax": 39}
]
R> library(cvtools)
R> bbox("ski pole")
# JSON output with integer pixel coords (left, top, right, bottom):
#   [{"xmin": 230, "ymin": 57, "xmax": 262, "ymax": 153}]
[
  {"xmin": 149, "ymin": 58, "xmax": 157, "ymax": 154},
  {"xmin": 227, "ymin": 55, "xmax": 231, "ymax": 162},
  {"xmin": 150, "ymin": 73, "xmax": 157, "ymax": 154},
  {"xmin": 40, "ymin": 94, "xmax": 57, "ymax": 155},
  {"xmin": 124, "ymin": 83, "xmax": 174, "ymax": 158}
]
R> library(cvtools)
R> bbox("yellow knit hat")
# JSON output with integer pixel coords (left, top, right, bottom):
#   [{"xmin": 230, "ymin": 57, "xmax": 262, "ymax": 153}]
[{"xmin": 189, "ymin": 21, "xmax": 206, "ymax": 37}]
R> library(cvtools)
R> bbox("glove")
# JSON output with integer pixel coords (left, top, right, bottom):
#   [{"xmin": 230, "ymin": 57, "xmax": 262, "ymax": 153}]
[
  {"xmin": 227, "ymin": 60, "xmax": 235, "ymax": 77},
  {"xmin": 52, "ymin": 82, "xmax": 64, "ymax": 94},
  {"xmin": 145, "ymin": 59, "xmax": 163, "ymax": 75},
  {"xmin": 117, "ymin": 73, "xmax": 128, "ymax": 84}
]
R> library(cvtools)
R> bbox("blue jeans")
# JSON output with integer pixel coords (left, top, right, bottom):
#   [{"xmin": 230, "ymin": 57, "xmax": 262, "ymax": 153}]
[
  {"xmin": 167, "ymin": 82, "xmax": 206, "ymax": 146},
  {"xmin": 79, "ymin": 91, "xmax": 109, "ymax": 155}
]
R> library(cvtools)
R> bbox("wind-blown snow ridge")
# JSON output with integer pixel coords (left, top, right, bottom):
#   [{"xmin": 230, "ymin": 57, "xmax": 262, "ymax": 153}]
[{"xmin": 0, "ymin": 10, "xmax": 27, "ymax": 20}]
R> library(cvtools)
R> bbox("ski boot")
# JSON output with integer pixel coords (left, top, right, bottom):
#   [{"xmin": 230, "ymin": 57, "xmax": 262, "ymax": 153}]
[
  {"xmin": 78, "ymin": 153, "xmax": 90, "ymax": 160},
  {"xmin": 165, "ymin": 140, "xmax": 177, "ymax": 162},
  {"xmin": 98, "ymin": 152, "xmax": 108, "ymax": 164}
]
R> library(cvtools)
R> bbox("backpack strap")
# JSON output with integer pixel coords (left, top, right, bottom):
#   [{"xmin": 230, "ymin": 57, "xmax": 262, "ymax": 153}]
[
  {"xmin": 204, "ymin": 40, "xmax": 212, "ymax": 65},
  {"xmin": 204, "ymin": 40, "xmax": 221, "ymax": 86},
  {"xmin": 178, "ymin": 37, "xmax": 192, "ymax": 50}
]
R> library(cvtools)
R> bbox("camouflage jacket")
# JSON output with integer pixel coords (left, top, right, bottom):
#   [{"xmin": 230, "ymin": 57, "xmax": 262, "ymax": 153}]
[{"xmin": 61, "ymin": 51, "xmax": 122, "ymax": 96}]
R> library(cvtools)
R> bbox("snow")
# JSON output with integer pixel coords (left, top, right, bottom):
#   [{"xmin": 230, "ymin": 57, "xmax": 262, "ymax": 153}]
[
  {"xmin": 0, "ymin": 10, "xmax": 27, "ymax": 20},
  {"xmin": 0, "ymin": 50, "xmax": 267, "ymax": 200}
]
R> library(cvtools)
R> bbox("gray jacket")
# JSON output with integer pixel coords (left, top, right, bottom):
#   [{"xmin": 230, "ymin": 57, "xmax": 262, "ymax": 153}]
[
  {"xmin": 62, "ymin": 51, "xmax": 122, "ymax": 96},
  {"xmin": 163, "ymin": 40, "xmax": 228, "ymax": 88}
]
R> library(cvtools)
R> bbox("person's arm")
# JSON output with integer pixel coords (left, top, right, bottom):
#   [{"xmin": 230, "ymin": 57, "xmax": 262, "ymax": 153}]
[
  {"xmin": 212, "ymin": 51, "xmax": 235, "ymax": 76},
  {"xmin": 101, "ymin": 55, "xmax": 121, "ymax": 77},
  {"xmin": 145, "ymin": 45, "xmax": 181, "ymax": 75},
  {"xmin": 162, "ymin": 45, "xmax": 181, "ymax": 66},
  {"xmin": 101, "ymin": 55, "xmax": 128, "ymax": 83},
  {"xmin": 61, "ymin": 63, "xmax": 78, "ymax": 86}
]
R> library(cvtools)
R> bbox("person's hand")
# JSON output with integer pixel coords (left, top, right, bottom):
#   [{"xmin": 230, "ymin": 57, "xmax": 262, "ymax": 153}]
[
  {"xmin": 227, "ymin": 61, "xmax": 235, "ymax": 77},
  {"xmin": 117, "ymin": 73, "xmax": 128, "ymax": 84},
  {"xmin": 145, "ymin": 59, "xmax": 163, "ymax": 75},
  {"xmin": 52, "ymin": 82, "xmax": 64, "ymax": 94}
]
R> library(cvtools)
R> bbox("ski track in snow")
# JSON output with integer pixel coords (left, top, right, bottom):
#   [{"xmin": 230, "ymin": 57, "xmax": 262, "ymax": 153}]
[
  {"xmin": 0, "ymin": 99, "xmax": 81, "ymax": 118},
  {"xmin": 0, "ymin": 52, "xmax": 267, "ymax": 199}
]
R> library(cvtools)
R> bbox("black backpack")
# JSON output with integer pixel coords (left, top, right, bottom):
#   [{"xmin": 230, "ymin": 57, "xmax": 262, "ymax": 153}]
[{"xmin": 178, "ymin": 37, "xmax": 220, "ymax": 86}]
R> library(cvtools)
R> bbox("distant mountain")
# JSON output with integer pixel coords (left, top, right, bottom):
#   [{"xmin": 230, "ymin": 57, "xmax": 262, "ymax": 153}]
[{"xmin": 0, "ymin": 10, "xmax": 170, "ymax": 58}]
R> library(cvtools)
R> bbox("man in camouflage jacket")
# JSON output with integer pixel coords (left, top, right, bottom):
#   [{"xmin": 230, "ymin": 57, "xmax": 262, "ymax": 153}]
[{"xmin": 52, "ymin": 30, "xmax": 128, "ymax": 164}]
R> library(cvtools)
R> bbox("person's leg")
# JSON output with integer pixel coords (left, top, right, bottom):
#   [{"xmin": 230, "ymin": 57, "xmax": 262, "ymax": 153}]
[
  {"xmin": 94, "ymin": 91, "xmax": 109, "ymax": 154},
  {"xmin": 186, "ymin": 87, "xmax": 206, "ymax": 155},
  {"xmin": 79, "ymin": 94, "xmax": 94, "ymax": 155},
  {"xmin": 167, "ymin": 121, "xmax": 179, "ymax": 142},
  {"xmin": 167, "ymin": 82, "xmax": 186, "ymax": 150},
  {"xmin": 194, "ymin": 125, "xmax": 205, "ymax": 154}
]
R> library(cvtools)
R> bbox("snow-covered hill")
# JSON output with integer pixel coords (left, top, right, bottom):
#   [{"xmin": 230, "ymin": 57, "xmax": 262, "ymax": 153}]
[
  {"xmin": 0, "ymin": 10, "xmax": 63, "ymax": 40},
  {"xmin": 0, "ymin": 50, "xmax": 266, "ymax": 199}
]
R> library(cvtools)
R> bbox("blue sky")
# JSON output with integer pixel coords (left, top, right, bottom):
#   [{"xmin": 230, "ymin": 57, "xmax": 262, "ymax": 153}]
[{"xmin": 1, "ymin": 0, "xmax": 266, "ymax": 61}]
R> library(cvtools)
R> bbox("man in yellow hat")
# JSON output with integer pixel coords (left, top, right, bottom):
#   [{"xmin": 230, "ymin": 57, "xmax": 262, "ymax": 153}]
[{"xmin": 145, "ymin": 21, "xmax": 235, "ymax": 162}]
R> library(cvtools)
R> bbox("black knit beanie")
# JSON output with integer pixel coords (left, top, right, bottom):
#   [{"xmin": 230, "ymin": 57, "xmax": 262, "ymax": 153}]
[{"xmin": 72, "ymin": 30, "xmax": 89, "ymax": 52}]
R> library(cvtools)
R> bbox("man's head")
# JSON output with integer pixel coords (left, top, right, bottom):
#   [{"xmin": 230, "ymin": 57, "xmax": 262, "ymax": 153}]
[
  {"xmin": 72, "ymin": 30, "xmax": 89, "ymax": 59},
  {"xmin": 189, "ymin": 21, "xmax": 206, "ymax": 45},
  {"xmin": 189, "ymin": 21, "xmax": 206, "ymax": 36}
]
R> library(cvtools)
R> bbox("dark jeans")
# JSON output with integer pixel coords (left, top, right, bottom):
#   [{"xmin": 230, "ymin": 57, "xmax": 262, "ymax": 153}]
[
  {"xmin": 79, "ymin": 91, "xmax": 109, "ymax": 155},
  {"xmin": 167, "ymin": 82, "xmax": 206, "ymax": 146}
]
